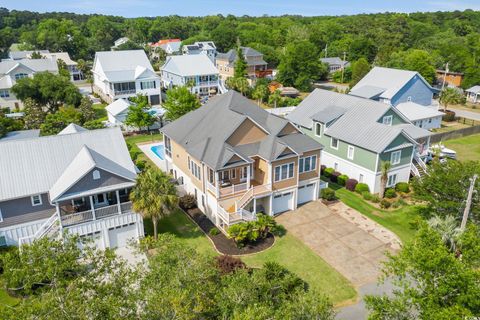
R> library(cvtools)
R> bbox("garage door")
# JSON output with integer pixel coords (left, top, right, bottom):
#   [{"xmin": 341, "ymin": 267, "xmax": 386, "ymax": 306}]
[
  {"xmin": 80, "ymin": 231, "xmax": 104, "ymax": 250},
  {"xmin": 297, "ymin": 183, "xmax": 316, "ymax": 205},
  {"xmin": 108, "ymin": 223, "xmax": 137, "ymax": 248},
  {"xmin": 272, "ymin": 192, "xmax": 293, "ymax": 215}
]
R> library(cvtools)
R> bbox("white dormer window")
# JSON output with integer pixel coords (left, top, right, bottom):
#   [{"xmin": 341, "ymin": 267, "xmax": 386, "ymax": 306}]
[
  {"xmin": 330, "ymin": 138, "xmax": 339, "ymax": 150},
  {"xmin": 31, "ymin": 195, "xmax": 42, "ymax": 206},
  {"xmin": 382, "ymin": 115, "xmax": 393, "ymax": 126},
  {"xmin": 93, "ymin": 170, "xmax": 101, "ymax": 180},
  {"xmin": 347, "ymin": 145, "xmax": 355, "ymax": 160},
  {"xmin": 391, "ymin": 150, "xmax": 402, "ymax": 165},
  {"xmin": 407, "ymin": 96, "xmax": 412, "ymax": 102},
  {"xmin": 14, "ymin": 73, "xmax": 28, "ymax": 80},
  {"xmin": 315, "ymin": 123, "xmax": 322, "ymax": 137}
]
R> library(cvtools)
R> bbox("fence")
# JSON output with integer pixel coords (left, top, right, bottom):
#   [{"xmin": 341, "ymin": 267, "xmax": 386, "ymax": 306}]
[{"xmin": 430, "ymin": 123, "xmax": 480, "ymax": 143}]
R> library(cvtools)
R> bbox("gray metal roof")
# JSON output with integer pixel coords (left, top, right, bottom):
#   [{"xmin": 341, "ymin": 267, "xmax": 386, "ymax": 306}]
[
  {"xmin": 161, "ymin": 91, "xmax": 322, "ymax": 170},
  {"xmin": 396, "ymin": 123, "xmax": 431, "ymax": 139},
  {"xmin": 94, "ymin": 50, "xmax": 158, "ymax": 82},
  {"xmin": 217, "ymin": 47, "xmax": 266, "ymax": 66},
  {"xmin": 350, "ymin": 67, "xmax": 435, "ymax": 100},
  {"xmin": 0, "ymin": 58, "xmax": 58, "ymax": 76},
  {"xmin": 349, "ymin": 85, "xmax": 386, "ymax": 99},
  {"xmin": 161, "ymin": 55, "xmax": 219, "ymax": 76},
  {"xmin": 0, "ymin": 127, "xmax": 136, "ymax": 202},
  {"xmin": 8, "ymin": 50, "xmax": 50, "ymax": 60},
  {"xmin": 58, "ymin": 123, "xmax": 88, "ymax": 135},
  {"xmin": 320, "ymin": 57, "xmax": 349, "ymax": 66},
  {"xmin": 395, "ymin": 102, "xmax": 444, "ymax": 121},
  {"xmin": 466, "ymin": 85, "xmax": 480, "ymax": 94},
  {"xmin": 0, "ymin": 129, "xmax": 40, "ymax": 141},
  {"xmin": 288, "ymin": 89, "xmax": 429, "ymax": 153}
]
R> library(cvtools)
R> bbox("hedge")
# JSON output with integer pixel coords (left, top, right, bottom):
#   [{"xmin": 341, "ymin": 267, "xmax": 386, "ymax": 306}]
[
  {"xmin": 324, "ymin": 167, "xmax": 334, "ymax": 178},
  {"xmin": 395, "ymin": 182, "xmax": 410, "ymax": 193},
  {"xmin": 345, "ymin": 178, "xmax": 358, "ymax": 191},
  {"xmin": 337, "ymin": 174, "xmax": 349, "ymax": 186},
  {"xmin": 442, "ymin": 110, "xmax": 456, "ymax": 122},
  {"xmin": 321, "ymin": 187, "xmax": 336, "ymax": 201},
  {"xmin": 355, "ymin": 183, "xmax": 370, "ymax": 194},
  {"xmin": 384, "ymin": 188, "xmax": 397, "ymax": 199},
  {"xmin": 330, "ymin": 171, "xmax": 341, "ymax": 183}
]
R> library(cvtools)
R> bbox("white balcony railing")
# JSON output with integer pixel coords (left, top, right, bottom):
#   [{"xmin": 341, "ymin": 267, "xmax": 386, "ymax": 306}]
[
  {"xmin": 217, "ymin": 204, "xmax": 256, "ymax": 226},
  {"xmin": 61, "ymin": 201, "xmax": 133, "ymax": 227},
  {"xmin": 219, "ymin": 182, "xmax": 248, "ymax": 197}
]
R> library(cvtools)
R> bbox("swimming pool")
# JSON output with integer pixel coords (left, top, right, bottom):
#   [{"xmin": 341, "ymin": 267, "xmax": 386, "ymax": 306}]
[{"xmin": 150, "ymin": 144, "xmax": 165, "ymax": 160}]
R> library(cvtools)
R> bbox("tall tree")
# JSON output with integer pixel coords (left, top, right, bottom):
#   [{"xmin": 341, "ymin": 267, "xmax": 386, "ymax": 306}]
[
  {"xmin": 268, "ymin": 89, "xmax": 283, "ymax": 108},
  {"xmin": 379, "ymin": 161, "xmax": 391, "ymax": 199},
  {"xmin": 22, "ymin": 98, "xmax": 46, "ymax": 129},
  {"xmin": 350, "ymin": 58, "xmax": 371, "ymax": 87},
  {"xmin": 163, "ymin": 86, "xmax": 201, "ymax": 121},
  {"xmin": 252, "ymin": 84, "xmax": 268, "ymax": 105},
  {"xmin": 130, "ymin": 168, "xmax": 178, "ymax": 239},
  {"xmin": 78, "ymin": 96, "xmax": 96, "ymax": 122},
  {"xmin": 234, "ymin": 46, "xmax": 247, "ymax": 79},
  {"xmin": 39, "ymin": 107, "xmax": 83, "ymax": 136},
  {"xmin": 12, "ymin": 72, "xmax": 82, "ymax": 113},
  {"xmin": 124, "ymin": 95, "xmax": 155, "ymax": 132}
]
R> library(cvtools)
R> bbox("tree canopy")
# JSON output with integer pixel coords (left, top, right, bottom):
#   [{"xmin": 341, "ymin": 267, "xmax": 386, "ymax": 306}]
[
  {"xmin": 124, "ymin": 94, "xmax": 155, "ymax": 131},
  {"xmin": 163, "ymin": 86, "xmax": 201, "ymax": 121}
]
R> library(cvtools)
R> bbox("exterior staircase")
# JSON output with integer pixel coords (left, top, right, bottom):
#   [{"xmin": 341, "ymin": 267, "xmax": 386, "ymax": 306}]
[
  {"xmin": 411, "ymin": 154, "xmax": 428, "ymax": 178},
  {"xmin": 218, "ymin": 80, "xmax": 228, "ymax": 94},
  {"xmin": 235, "ymin": 184, "xmax": 272, "ymax": 211},
  {"xmin": 18, "ymin": 213, "xmax": 61, "ymax": 246}
]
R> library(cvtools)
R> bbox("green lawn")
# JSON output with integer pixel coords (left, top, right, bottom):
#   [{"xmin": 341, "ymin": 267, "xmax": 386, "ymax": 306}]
[
  {"xmin": 0, "ymin": 277, "xmax": 19, "ymax": 309},
  {"xmin": 444, "ymin": 133, "xmax": 480, "ymax": 162},
  {"xmin": 92, "ymin": 103, "xmax": 108, "ymax": 121},
  {"xmin": 144, "ymin": 209, "xmax": 216, "ymax": 257},
  {"xmin": 125, "ymin": 133, "xmax": 163, "ymax": 166},
  {"xmin": 335, "ymin": 189, "xmax": 420, "ymax": 244},
  {"xmin": 242, "ymin": 234, "xmax": 357, "ymax": 305}
]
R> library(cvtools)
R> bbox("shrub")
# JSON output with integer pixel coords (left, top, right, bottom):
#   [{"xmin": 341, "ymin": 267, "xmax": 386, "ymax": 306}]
[
  {"xmin": 385, "ymin": 188, "xmax": 397, "ymax": 199},
  {"xmin": 392, "ymin": 198, "xmax": 407, "ymax": 208},
  {"xmin": 228, "ymin": 214, "xmax": 279, "ymax": 246},
  {"xmin": 395, "ymin": 182, "xmax": 410, "ymax": 193},
  {"xmin": 371, "ymin": 194, "xmax": 381, "ymax": 203},
  {"xmin": 129, "ymin": 149, "xmax": 140, "ymax": 161},
  {"xmin": 209, "ymin": 227, "xmax": 220, "ymax": 236},
  {"xmin": 362, "ymin": 191, "xmax": 373, "ymax": 201},
  {"xmin": 320, "ymin": 165, "xmax": 326, "ymax": 174},
  {"xmin": 355, "ymin": 183, "xmax": 370, "ymax": 194},
  {"xmin": 442, "ymin": 110, "xmax": 456, "ymax": 122},
  {"xmin": 330, "ymin": 171, "xmax": 341, "ymax": 183},
  {"xmin": 345, "ymin": 179, "xmax": 358, "ymax": 191},
  {"xmin": 135, "ymin": 159, "xmax": 147, "ymax": 171},
  {"xmin": 321, "ymin": 187, "xmax": 336, "ymax": 201},
  {"xmin": 324, "ymin": 167, "xmax": 334, "ymax": 178},
  {"xmin": 228, "ymin": 223, "xmax": 251, "ymax": 246},
  {"xmin": 215, "ymin": 255, "xmax": 246, "ymax": 274},
  {"xmin": 179, "ymin": 194, "xmax": 197, "ymax": 210},
  {"xmin": 380, "ymin": 199, "xmax": 391, "ymax": 209},
  {"xmin": 337, "ymin": 174, "xmax": 349, "ymax": 186}
]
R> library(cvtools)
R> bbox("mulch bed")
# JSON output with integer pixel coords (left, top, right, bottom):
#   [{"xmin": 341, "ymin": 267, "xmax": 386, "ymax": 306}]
[{"xmin": 183, "ymin": 207, "xmax": 275, "ymax": 256}]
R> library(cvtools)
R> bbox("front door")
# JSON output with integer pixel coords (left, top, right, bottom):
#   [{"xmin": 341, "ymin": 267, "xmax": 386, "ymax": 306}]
[{"xmin": 93, "ymin": 193, "xmax": 108, "ymax": 207}]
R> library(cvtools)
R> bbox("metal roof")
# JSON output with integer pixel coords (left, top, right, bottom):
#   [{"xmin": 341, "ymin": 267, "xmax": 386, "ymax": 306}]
[
  {"xmin": 94, "ymin": 50, "xmax": 158, "ymax": 82},
  {"xmin": 161, "ymin": 91, "xmax": 322, "ymax": 170},
  {"xmin": 395, "ymin": 102, "xmax": 444, "ymax": 121},
  {"xmin": 350, "ymin": 67, "xmax": 435, "ymax": 100},
  {"xmin": 349, "ymin": 85, "xmax": 386, "ymax": 99},
  {"xmin": 161, "ymin": 55, "xmax": 219, "ymax": 76},
  {"xmin": 466, "ymin": 85, "xmax": 480, "ymax": 94},
  {"xmin": 58, "ymin": 123, "xmax": 88, "ymax": 135},
  {"xmin": 0, "ymin": 127, "xmax": 136, "ymax": 202},
  {"xmin": 320, "ymin": 57, "xmax": 350, "ymax": 66},
  {"xmin": 0, "ymin": 130, "xmax": 40, "ymax": 141},
  {"xmin": 106, "ymin": 99, "xmax": 132, "ymax": 116}
]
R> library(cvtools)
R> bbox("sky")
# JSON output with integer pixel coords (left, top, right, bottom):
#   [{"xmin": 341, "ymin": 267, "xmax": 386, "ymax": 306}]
[{"xmin": 2, "ymin": 0, "xmax": 480, "ymax": 17}]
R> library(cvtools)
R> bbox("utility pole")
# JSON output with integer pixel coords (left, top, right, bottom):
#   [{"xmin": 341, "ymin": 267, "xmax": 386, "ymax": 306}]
[
  {"xmin": 324, "ymin": 44, "xmax": 328, "ymax": 58},
  {"xmin": 441, "ymin": 62, "xmax": 449, "ymax": 91},
  {"xmin": 341, "ymin": 51, "xmax": 347, "ymax": 83},
  {"xmin": 461, "ymin": 174, "xmax": 477, "ymax": 231}
]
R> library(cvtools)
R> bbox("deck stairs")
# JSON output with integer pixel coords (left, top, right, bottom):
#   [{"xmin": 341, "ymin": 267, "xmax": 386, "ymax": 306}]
[{"xmin": 18, "ymin": 213, "xmax": 61, "ymax": 246}]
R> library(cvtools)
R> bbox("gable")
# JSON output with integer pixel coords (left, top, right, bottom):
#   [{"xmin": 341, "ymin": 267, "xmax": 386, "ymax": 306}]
[
  {"xmin": 391, "ymin": 75, "xmax": 434, "ymax": 106},
  {"xmin": 378, "ymin": 109, "xmax": 408, "ymax": 126},
  {"xmin": 224, "ymin": 154, "xmax": 245, "ymax": 167},
  {"xmin": 8, "ymin": 64, "xmax": 34, "ymax": 77},
  {"xmin": 276, "ymin": 147, "xmax": 296, "ymax": 159},
  {"xmin": 226, "ymin": 118, "xmax": 267, "ymax": 147},
  {"xmin": 278, "ymin": 122, "xmax": 300, "ymax": 136},
  {"xmin": 61, "ymin": 168, "xmax": 132, "ymax": 199}
]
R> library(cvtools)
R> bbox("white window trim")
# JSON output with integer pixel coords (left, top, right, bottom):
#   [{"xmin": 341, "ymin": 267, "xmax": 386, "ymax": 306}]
[
  {"xmin": 391, "ymin": 150, "xmax": 402, "ymax": 165},
  {"xmin": 315, "ymin": 122, "xmax": 322, "ymax": 137},
  {"xmin": 299, "ymin": 155, "xmax": 317, "ymax": 173},
  {"xmin": 382, "ymin": 115, "xmax": 393, "ymax": 126},
  {"xmin": 274, "ymin": 162, "xmax": 295, "ymax": 182},
  {"xmin": 0, "ymin": 209, "xmax": 3, "ymax": 223},
  {"xmin": 31, "ymin": 194, "xmax": 43, "ymax": 206},
  {"xmin": 93, "ymin": 170, "xmax": 101, "ymax": 180},
  {"xmin": 347, "ymin": 145, "xmax": 355, "ymax": 160},
  {"xmin": 330, "ymin": 138, "xmax": 339, "ymax": 150},
  {"xmin": 387, "ymin": 174, "xmax": 398, "ymax": 187}
]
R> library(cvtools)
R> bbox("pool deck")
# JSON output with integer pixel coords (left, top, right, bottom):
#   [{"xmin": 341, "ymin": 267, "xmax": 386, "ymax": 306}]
[{"xmin": 138, "ymin": 142, "xmax": 167, "ymax": 172}]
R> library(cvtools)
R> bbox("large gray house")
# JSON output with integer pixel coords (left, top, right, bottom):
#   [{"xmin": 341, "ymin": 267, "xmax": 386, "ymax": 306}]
[{"xmin": 0, "ymin": 125, "xmax": 143, "ymax": 248}]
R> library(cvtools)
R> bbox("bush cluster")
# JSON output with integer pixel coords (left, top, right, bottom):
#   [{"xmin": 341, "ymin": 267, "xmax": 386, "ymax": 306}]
[
  {"xmin": 355, "ymin": 183, "xmax": 370, "ymax": 194},
  {"xmin": 380, "ymin": 199, "xmax": 391, "ymax": 209},
  {"xmin": 442, "ymin": 110, "xmax": 456, "ymax": 122},
  {"xmin": 384, "ymin": 188, "xmax": 397, "ymax": 199},
  {"xmin": 321, "ymin": 187, "xmax": 336, "ymax": 201},
  {"xmin": 337, "ymin": 174, "xmax": 349, "ymax": 186},
  {"xmin": 323, "ymin": 167, "xmax": 334, "ymax": 178},
  {"xmin": 179, "ymin": 194, "xmax": 197, "ymax": 210},
  {"xmin": 330, "ymin": 171, "xmax": 341, "ymax": 183},
  {"xmin": 395, "ymin": 182, "xmax": 410, "ymax": 193},
  {"xmin": 227, "ymin": 214, "xmax": 279, "ymax": 246},
  {"xmin": 362, "ymin": 191, "xmax": 373, "ymax": 201},
  {"xmin": 345, "ymin": 178, "xmax": 358, "ymax": 191},
  {"xmin": 209, "ymin": 227, "xmax": 220, "ymax": 236},
  {"xmin": 215, "ymin": 255, "xmax": 246, "ymax": 274},
  {"xmin": 320, "ymin": 165, "xmax": 326, "ymax": 175}
]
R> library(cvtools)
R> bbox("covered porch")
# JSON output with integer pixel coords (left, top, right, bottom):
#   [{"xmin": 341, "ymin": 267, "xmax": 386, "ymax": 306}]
[{"xmin": 57, "ymin": 188, "xmax": 133, "ymax": 227}]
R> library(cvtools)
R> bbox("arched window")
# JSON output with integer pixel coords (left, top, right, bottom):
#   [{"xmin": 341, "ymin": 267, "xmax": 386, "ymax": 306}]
[{"xmin": 92, "ymin": 170, "xmax": 101, "ymax": 180}]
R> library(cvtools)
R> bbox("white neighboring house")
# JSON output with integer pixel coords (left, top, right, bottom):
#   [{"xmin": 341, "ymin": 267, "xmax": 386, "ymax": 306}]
[
  {"xmin": 0, "ymin": 125, "xmax": 144, "ymax": 249},
  {"xmin": 111, "ymin": 37, "xmax": 130, "ymax": 50},
  {"xmin": 105, "ymin": 98, "xmax": 166, "ymax": 132},
  {"xmin": 0, "ymin": 58, "xmax": 58, "ymax": 111},
  {"xmin": 160, "ymin": 54, "xmax": 220, "ymax": 98},
  {"xmin": 395, "ymin": 102, "xmax": 444, "ymax": 130},
  {"xmin": 182, "ymin": 41, "xmax": 217, "ymax": 63},
  {"xmin": 92, "ymin": 50, "xmax": 161, "ymax": 105},
  {"xmin": 7, "ymin": 50, "xmax": 84, "ymax": 82},
  {"xmin": 466, "ymin": 86, "xmax": 480, "ymax": 103}
]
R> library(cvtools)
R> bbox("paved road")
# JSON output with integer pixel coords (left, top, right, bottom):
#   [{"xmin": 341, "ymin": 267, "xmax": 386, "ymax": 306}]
[{"xmin": 451, "ymin": 108, "xmax": 480, "ymax": 121}]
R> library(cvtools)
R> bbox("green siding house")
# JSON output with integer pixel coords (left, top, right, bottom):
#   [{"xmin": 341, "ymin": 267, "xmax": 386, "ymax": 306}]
[{"xmin": 288, "ymin": 89, "xmax": 431, "ymax": 194}]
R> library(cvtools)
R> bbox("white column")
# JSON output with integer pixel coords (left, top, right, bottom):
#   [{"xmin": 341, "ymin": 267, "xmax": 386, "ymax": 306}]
[
  {"xmin": 253, "ymin": 198, "xmax": 257, "ymax": 214},
  {"xmin": 116, "ymin": 190, "xmax": 122, "ymax": 214},
  {"xmin": 246, "ymin": 166, "xmax": 251, "ymax": 189},
  {"xmin": 269, "ymin": 195, "xmax": 273, "ymax": 216},
  {"xmin": 55, "ymin": 203, "xmax": 63, "ymax": 229},
  {"xmin": 89, "ymin": 196, "xmax": 96, "ymax": 220},
  {"xmin": 215, "ymin": 171, "xmax": 220, "ymax": 198}
]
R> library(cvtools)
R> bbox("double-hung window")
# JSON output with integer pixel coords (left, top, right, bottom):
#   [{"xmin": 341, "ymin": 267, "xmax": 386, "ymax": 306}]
[
  {"xmin": 347, "ymin": 145, "xmax": 355, "ymax": 160},
  {"xmin": 274, "ymin": 163, "xmax": 294, "ymax": 182},
  {"xmin": 0, "ymin": 90, "xmax": 9, "ymax": 98},
  {"xmin": 382, "ymin": 115, "xmax": 393, "ymax": 126},
  {"xmin": 299, "ymin": 155, "xmax": 317, "ymax": 173},
  {"xmin": 31, "ymin": 195, "xmax": 42, "ymax": 206},
  {"xmin": 140, "ymin": 80, "xmax": 156, "ymax": 90},
  {"xmin": 315, "ymin": 123, "xmax": 322, "ymax": 137},
  {"xmin": 391, "ymin": 150, "xmax": 402, "ymax": 165},
  {"xmin": 387, "ymin": 174, "xmax": 398, "ymax": 187},
  {"xmin": 189, "ymin": 159, "xmax": 201, "ymax": 180},
  {"xmin": 330, "ymin": 138, "xmax": 339, "ymax": 150}
]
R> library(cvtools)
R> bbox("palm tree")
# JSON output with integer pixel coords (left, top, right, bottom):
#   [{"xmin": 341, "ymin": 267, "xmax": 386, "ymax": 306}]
[
  {"xmin": 428, "ymin": 215, "xmax": 462, "ymax": 252},
  {"xmin": 268, "ymin": 89, "xmax": 282, "ymax": 108},
  {"xmin": 130, "ymin": 168, "xmax": 178, "ymax": 239},
  {"xmin": 439, "ymin": 87, "xmax": 464, "ymax": 112},
  {"xmin": 225, "ymin": 77, "xmax": 238, "ymax": 90},
  {"xmin": 379, "ymin": 161, "xmax": 391, "ymax": 198},
  {"xmin": 252, "ymin": 84, "xmax": 268, "ymax": 106},
  {"xmin": 77, "ymin": 59, "xmax": 93, "ymax": 91},
  {"xmin": 235, "ymin": 77, "xmax": 250, "ymax": 96}
]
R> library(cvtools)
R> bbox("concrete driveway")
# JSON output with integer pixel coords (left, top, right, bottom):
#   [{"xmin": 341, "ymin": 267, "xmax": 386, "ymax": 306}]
[{"xmin": 276, "ymin": 201, "xmax": 400, "ymax": 287}]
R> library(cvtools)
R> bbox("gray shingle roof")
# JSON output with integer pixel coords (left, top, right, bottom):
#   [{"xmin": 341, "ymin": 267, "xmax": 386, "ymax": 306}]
[
  {"xmin": 161, "ymin": 91, "xmax": 322, "ymax": 170},
  {"xmin": 320, "ymin": 57, "xmax": 350, "ymax": 67},
  {"xmin": 288, "ymin": 89, "xmax": 430, "ymax": 153},
  {"xmin": 0, "ymin": 127, "xmax": 136, "ymax": 202},
  {"xmin": 216, "ymin": 47, "xmax": 267, "ymax": 67},
  {"xmin": 0, "ymin": 58, "xmax": 58, "ymax": 75}
]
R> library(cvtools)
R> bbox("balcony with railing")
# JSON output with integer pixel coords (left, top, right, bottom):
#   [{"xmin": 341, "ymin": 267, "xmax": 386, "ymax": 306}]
[{"xmin": 61, "ymin": 201, "xmax": 133, "ymax": 227}]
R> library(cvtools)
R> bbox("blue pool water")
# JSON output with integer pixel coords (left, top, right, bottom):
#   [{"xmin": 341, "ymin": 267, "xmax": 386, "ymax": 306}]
[{"xmin": 150, "ymin": 144, "xmax": 165, "ymax": 160}]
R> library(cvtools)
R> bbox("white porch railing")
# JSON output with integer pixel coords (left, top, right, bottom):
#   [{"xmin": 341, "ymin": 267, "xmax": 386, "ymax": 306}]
[
  {"xmin": 18, "ymin": 213, "xmax": 61, "ymax": 246},
  {"xmin": 217, "ymin": 204, "xmax": 256, "ymax": 226},
  {"xmin": 235, "ymin": 184, "xmax": 272, "ymax": 211},
  {"xmin": 95, "ymin": 204, "xmax": 120, "ymax": 219},
  {"xmin": 61, "ymin": 201, "xmax": 133, "ymax": 227},
  {"xmin": 219, "ymin": 182, "xmax": 248, "ymax": 197},
  {"xmin": 62, "ymin": 210, "xmax": 94, "ymax": 227}
]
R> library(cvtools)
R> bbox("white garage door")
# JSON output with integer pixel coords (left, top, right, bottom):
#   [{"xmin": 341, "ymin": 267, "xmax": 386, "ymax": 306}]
[
  {"xmin": 108, "ymin": 223, "xmax": 137, "ymax": 248},
  {"xmin": 80, "ymin": 231, "xmax": 104, "ymax": 250},
  {"xmin": 272, "ymin": 192, "xmax": 293, "ymax": 215},
  {"xmin": 297, "ymin": 183, "xmax": 316, "ymax": 205}
]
